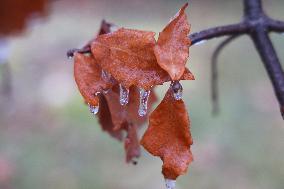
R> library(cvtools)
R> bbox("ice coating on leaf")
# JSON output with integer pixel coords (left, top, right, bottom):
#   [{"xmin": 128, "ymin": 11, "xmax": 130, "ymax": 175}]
[
  {"xmin": 74, "ymin": 53, "xmax": 114, "ymax": 107},
  {"xmin": 138, "ymin": 88, "xmax": 151, "ymax": 117},
  {"xmin": 141, "ymin": 89, "xmax": 193, "ymax": 179},
  {"xmin": 154, "ymin": 3, "xmax": 191, "ymax": 81},
  {"xmin": 101, "ymin": 69, "xmax": 112, "ymax": 82},
  {"xmin": 91, "ymin": 28, "xmax": 194, "ymax": 90},
  {"xmin": 89, "ymin": 103, "xmax": 99, "ymax": 115},
  {"xmin": 119, "ymin": 84, "xmax": 129, "ymax": 106},
  {"xmin": 165, "ymin": 179, "xmax": 176, "ymax": 189},
  {"xmin": 171, "ymin": 81, "xmax": 183, "ymax": 100}
]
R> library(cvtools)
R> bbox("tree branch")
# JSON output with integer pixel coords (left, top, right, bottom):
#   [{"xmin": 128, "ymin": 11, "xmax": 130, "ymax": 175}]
[
  {"xmin": 251, "ymin": 28, "xmax": 284, "ymax": 118},
  {"xmin": 268, "ymin": 19, "xmax": 284, "ymax": 33},
  {"xmin": 211, "ymin": 35, "xmax": 240, "ymax": 115},
  {"xmin": 189, "ymin": 23, "xmax": 248, "ymax": 46}
]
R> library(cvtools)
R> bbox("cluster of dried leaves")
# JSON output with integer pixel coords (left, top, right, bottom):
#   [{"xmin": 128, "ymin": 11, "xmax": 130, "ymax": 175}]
[{"xmin": 72, "ymin": 3, "xmax": 194, "ymax": 180}]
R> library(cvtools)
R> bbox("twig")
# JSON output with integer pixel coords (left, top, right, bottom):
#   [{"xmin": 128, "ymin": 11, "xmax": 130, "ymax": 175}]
[
  {"xmin": 188, "ymin": 0, "xmax": 284, "ymax": 119},
  {"xmin": 211, "ymin": 35, "xmax": 240, "ymax": 115},
  {"xmin": 190, "ymin": 23, "xmax": 248, "ymax": 46},
  {"xmin": 251, "ymin": 28, "xmax": 284, "ymax": 117}
]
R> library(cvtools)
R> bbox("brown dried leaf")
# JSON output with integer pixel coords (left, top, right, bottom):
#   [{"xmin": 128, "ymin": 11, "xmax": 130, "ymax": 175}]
[
  {"xmin": 91, "ymin": 28, "xmax": 193, "ymax": 90},
  {"xmin": 141, "ymin": 89, "xmax": 193, "ymax": 179},
  {"xmin": 97, "ymin": 94, "xmax": 123, "ymax": 141},
  {"xmin": 123, "ymin": 123, "xmax": 141, "ymax": 163},
  {"xmin": 74, "ymin": 53, "xmax": 114, "ymax": 106},
  {"xmin": 154, "ymin": 3, "xmax": 191, "ymax": 80}
]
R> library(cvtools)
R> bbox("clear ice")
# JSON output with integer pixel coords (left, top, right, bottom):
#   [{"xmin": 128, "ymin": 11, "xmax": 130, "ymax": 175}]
[
  {"xmin": 171, "ymin": 81, "xmax": 183, "ymax": 100},
  {"xmin": 101, "ymin": 70, "xmax": 112, "ymax": 82},
  {"xmin": 138, "ymin": 88, "xmax": 151, "ymax": 117},
  {"xmin": 165, "ymin": 179, "xmax": 176, "ymax": 189},
  {"xmin": 89, "ymin": 103, "xmax": 99, "ymax": 115},
  {"xmin": 119, "ymin": 84, "xmax": 129, "ymax": 106}
]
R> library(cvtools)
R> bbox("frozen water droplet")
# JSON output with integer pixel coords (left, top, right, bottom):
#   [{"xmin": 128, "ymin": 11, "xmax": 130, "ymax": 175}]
[
  {"xmin": 103, "ymin": 89, "xmax": 109, "ymax": 94},
  {"xmin": 89, "ymin": 103, "xmax": 99, "ymax": 115},
  {"xmin": 194, "ymin": 40, "xmax": 207, "ymax": 46},
  {"xmin": 165, "ymin": 179, "xmax": 176, "ymax": 189},
  {"xmin": 119, "ymin": 84, "xmax": 129, "ymax": 106},
  {"xmin": 171, "ymin": 81, "xmax": 183, "ymax": 100},
  {"xmin": 138, "ymin": 88, "xmax": 151, "ymax": 117},
  {"xmin": 110, "ymin": 25, "xmax": 119, "ymax": 33},
  {"xmin": 67, "ymin": 49, "xmax": 76, "ymax": 59},
  {"xmin": 101, "ymin": 70, "xmax": 112, "ymax": 81}
]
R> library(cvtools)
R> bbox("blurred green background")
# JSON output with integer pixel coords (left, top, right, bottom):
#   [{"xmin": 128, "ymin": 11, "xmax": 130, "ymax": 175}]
[{"xmin": 0, "ymin": 0, "xmax": 283, "ymax": 189}]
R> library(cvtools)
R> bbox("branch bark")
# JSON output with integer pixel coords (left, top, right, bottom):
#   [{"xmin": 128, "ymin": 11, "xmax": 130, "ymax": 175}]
[{"xmin": 251, "ymin": 28, "xmax": 284, "ymax": 117}]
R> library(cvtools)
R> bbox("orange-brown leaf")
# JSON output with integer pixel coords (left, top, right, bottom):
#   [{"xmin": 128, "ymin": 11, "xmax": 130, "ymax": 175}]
[
  {"xmin": 124, "ymin": 123, "xmax": 141, "ymax": 163},
  {"xmin": 74, "ymin": 53, "xmax": 114, "ymax": 106},
  {"xmin": 154, "ymin": 3, "xmax": 191, "ymax": 80},
  {"xmin": 91, "ymin": 28, "xmax": 192, "ymax": 90},
  {"xmin": 141, "ymin": 89, "xmax": 193, "ymax": 179},
  {"xmin": 97, "ymin": 95, "xmax": 123, "ymax": 141}
]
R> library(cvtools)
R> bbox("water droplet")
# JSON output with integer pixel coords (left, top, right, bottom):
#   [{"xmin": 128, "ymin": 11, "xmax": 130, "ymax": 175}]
[
  {"xmin": 89, "ymin": 103, "xmax": 99, "ymax": 115},
  {"xmin": 67, "ymin": 49, "xmax": 76, "ymax": 59},
  {"xmin": 138, "ymin": 88, "xmax": 151, "ymax": 117},
  {"xmin": 165, "ymin": 179, "xmax": 176, "ymax": 189},
  {"xmin": 119, "ymin": 84, "xmax": 129, "ymax": 106},
  {"xmin": 194, "ymin": 40, "xmax": 207, "ymax": 46},
  {"xmin": 110, "ymin": 25, "xmax": 119, "ymax": 33},
  {"xmin": 103, "ymin": 89, "xmax": 109, "ymax": 94},
  {"xmin": 101, "ymin": 70, "xmax": 112, "ymax": 81},
  {"xmin": 171, "ymin": 81, "xmax": 183, "ymax": 100}
]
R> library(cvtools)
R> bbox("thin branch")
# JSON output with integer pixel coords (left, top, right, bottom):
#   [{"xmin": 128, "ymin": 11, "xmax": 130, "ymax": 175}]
[
  {"xmin": 244, "ymin": 0, "xmax": 263, "ymax": 19},
  {"xmin": 251, "ymin": 28, "xmax": 284, "ymax": 119},
  {"xmin": 211, "ymin": 35, "xmax": 240, "ymax": 115},
  {"xmin": 189, "ymin": 23, "xmax": 248, "ymax": 46},
  {"xmin": 67, "ymin": 46, "xmax": 91, "ymax": 58},
  {"xmin": 268, "ymin": 19, "xmax": 284, "ymax": 33}
]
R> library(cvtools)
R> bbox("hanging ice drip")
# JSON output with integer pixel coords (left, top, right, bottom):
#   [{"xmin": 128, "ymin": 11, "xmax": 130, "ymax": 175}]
[
  {"xmin": 89, "ymin": 103, "xmax": 99, "ymax": 115},
  {"xmin": 165, "ymin": 179, "xmax": 176, "ymax": 189},
  {"xmin": 171, "ymin": 81, "xmax": 183, "ymax": 100},
  {"xmin": 119, "ymin": 84, "xmax": 129, "ymax": 106},
  {"xmin": 138, "ymin": 88, "xmax": 151, "ymax": 117}
]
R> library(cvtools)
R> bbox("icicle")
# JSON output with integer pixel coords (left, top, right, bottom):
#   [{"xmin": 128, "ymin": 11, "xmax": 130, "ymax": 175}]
[
  {"xmin": 171, "ymin": 81, "xmax": 183, "ymax": 100},
  {"xmin": 89, "ymin": 103, "xmax": 99, "ymax": 115},
  {"xmin": 101, "ymin": 70, "xmax": 112, "ymax": 81},
  {"xmin": 165, "ymin": 179, "xmax": 176, "ymax": 189},
  {"xmin": 119, "ymin": 84, "xmax": 129, "ymax": 106},
  {"xmin": 138, "ymin": 88, "xmax": 151, "ymax": 117},
  {"xmin": 194, "ymin": 40, "xmax": 207, "ymax": 46}
]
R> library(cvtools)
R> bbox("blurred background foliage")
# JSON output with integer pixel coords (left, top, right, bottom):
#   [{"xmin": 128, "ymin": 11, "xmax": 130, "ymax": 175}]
[{"xmin": 0, "ymin": 0, "xmax": 283, "ymax": 189}]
